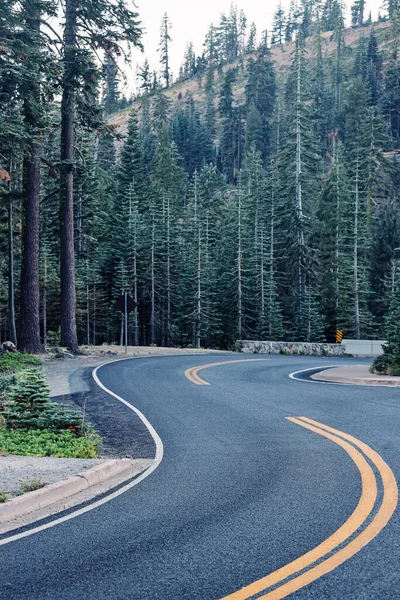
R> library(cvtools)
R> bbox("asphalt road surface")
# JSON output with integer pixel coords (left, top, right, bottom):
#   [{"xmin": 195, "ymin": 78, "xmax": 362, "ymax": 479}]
[{"xmin": 1, "ymin": 354, "xmax": 400, "ymax": 600}]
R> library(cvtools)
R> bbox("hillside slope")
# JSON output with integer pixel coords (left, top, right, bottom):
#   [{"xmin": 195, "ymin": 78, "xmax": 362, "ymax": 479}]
[{"xmin": 108, "ymin": 21, "xmax": 393, "ymax": 138}]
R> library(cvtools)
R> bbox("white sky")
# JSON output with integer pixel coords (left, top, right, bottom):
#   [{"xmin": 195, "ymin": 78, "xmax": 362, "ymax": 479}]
[{"xmin": 125, "ymin": 0, "xmax": 385, "ymax": 93}]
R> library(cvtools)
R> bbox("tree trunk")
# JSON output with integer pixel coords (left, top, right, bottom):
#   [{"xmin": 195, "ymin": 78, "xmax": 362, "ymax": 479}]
[
  {"xmin": 296, "ymin": 52, "xmax": 306, "ymax": 311},
  {"xmin": 42, "ymin": 253, "xmax": 47, "ymax": 350},
  {"xmin": 166, "ymin": 194, "xmax": 171, "ymax": 347},
  {"xmin": 19, "ymin": 141, "xmax": 42, "ymax": 352},
  {"xmin": 60, "ymin": 0, "xmax": 80, "ymax": 353},
  {"xmin": 150, "ymin": 207, "xmax": 155, "ymax": 345},
  {"xmin": 195, "ymin": 214, "xmax": 201, "ymax": 349},
  {"xmin": 354, "ymin": 155, "xmax": 361, "ymax": 340},
  {"xmin": 237, "ymin": 187, "xmax": 243, "ymax": 338},
  {"xmin": 8, "ymin": 176, "xmax": 17, "ymax": 347},
  {"xmin": 19, "ymin": 10, "xmax": 42, "ymax": 354}
]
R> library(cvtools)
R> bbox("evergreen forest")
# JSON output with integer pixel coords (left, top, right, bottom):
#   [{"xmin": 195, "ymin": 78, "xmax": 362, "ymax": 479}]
[{"xmin": 1, "ymin": 0, "xmax": 400, "ymax": 353}]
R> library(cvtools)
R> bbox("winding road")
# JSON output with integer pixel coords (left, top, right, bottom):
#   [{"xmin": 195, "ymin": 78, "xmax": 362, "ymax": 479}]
[{"xmin": 1, "ymin": 354, "xmax": 400, "ymax": 599}]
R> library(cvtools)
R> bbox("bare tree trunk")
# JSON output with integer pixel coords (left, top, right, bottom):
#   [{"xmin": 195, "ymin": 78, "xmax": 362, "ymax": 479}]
[
  {"xmin": 334, "ymin": 144, "xmax": 340, "ymax": 323},
  {"xmin": 354, "ymin": 154, "xmax": 361, "ymax": 340},
  {"xmin": 133, "ymin": 246, "xmax": 138, "ymax": 347},
  {"xmin": 237, "ymin": 187, "xmax": 243, "ymax": 338},
  {"xmin": 8, "ymin": 173, "xmax": 17, "ymax": 346},
  {"xmin": 19, "ymin": 140, "xmax": 42, "ymax": 352},
  {"xmin": 60, "ymin": 0, "xmax": 80, "ymax": 353},
  {"xmin": 195, "ymin": 213, "xmax": 201, "ymax": 349},
  {"xmin": 43, "ymin": 253, "xmax": 47, "ymax": 350},
  {"xmin": 120, "ymin": 316, "xmax": 124, "ymax": 346},
  {"xmin": 128, "ymin": 189, "xmax": 139, "ymax": 346},
  {"xmin": 260, "ymin": 226, "xmax": 265, "ymax": 334},
  {"xmin": 166, "ymin": 194, "xmax": 171, "ymax": 347},
  {"xmin": 93, "ymin": 283, "xmax": 96, "ymax": 346},
  {"xmin": 86, "ymin": 262, "xmax": 90, "ymax": 346},
  {"xmin": 150, "ymin": 207, "xmax": 155, "ymax": 345},
  {"xmin": 296, "ymin": 53, "xmax": 306, "ymax": 312},
  {"xmin": 18, "ymin": 11, "xmax": 42, "ymax": 353}
]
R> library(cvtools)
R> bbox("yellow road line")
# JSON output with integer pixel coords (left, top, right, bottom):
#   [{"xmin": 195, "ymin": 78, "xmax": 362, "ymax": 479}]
[
  {"xmin": 221, "ymin": 418, "xmax": 377, "ymax": 600},
  {"xmin": 184, "ymin": 359, "xmax": 269, "ymax": 385},
  {"xmin": 221, "ymin": 417, "xmax": 397, "ymax": 600}
]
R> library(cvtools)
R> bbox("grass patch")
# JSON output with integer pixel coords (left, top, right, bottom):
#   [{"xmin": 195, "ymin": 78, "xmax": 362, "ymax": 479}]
[
  {"xmin": 16, "ymin": 478, "xmax": 45, "ymax": 496},
  {"xmin": 0, "ymin": 429, "xmax": 102, "ymax": 458},
  {"xmin": 0, "ymin": 352, "xmax": 41, "ymax": 374}
]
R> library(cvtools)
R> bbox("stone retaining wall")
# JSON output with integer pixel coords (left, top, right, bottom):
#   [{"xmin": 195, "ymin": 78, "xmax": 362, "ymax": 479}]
[{"xmin": 236, "ymin": 340, "xmax": 345, "ymax": 356}]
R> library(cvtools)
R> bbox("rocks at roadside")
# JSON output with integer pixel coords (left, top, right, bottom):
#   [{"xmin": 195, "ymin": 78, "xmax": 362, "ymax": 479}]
[
  {"xmin": 53, "ymin": 348, "xmax": 74, "ymax": 359},
  {"xmin": 1, "ymin": 341, "xmax": 17, "ymax": 354},
  {"xmin": 236, "ymin": 340, "xmax": 345, "ymax": 357}
]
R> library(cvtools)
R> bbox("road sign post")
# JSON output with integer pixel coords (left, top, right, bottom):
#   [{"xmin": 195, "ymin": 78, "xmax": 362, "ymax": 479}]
[{"xmin": 115, "ymin": 293, "xmax": 138, "ymax": 354}]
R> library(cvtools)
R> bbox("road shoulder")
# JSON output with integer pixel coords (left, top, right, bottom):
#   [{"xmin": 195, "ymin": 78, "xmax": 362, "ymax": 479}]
[{"xmin": 311, "ymin": 364, "xmax": 400, "ymax": 386}]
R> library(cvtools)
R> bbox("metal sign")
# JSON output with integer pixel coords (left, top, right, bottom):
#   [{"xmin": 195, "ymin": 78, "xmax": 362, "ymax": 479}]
[
  {"xmin": 336, "ymin": 330, "xmax": 343, "ymax": 343},
  {"xmin": 115, "ymin": 294, "xmax": 137, "ymax": 314}
]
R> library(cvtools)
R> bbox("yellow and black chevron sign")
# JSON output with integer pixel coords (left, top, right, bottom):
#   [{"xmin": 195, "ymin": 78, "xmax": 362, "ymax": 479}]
[{"xmin": 336, "ymin": 329, "xmax": 343, "ymax": 343}]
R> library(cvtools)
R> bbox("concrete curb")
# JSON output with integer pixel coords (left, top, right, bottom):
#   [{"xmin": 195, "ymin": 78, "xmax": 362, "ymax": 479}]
[{"xmin": 0, "ymin": 458, "xmax": 135, "ymax": 524}]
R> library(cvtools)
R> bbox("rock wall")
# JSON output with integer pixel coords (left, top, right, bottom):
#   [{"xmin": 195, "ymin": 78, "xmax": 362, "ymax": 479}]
[{"xmin": 236, "ymin": 340, "xmax": 345, "ymax": 356}]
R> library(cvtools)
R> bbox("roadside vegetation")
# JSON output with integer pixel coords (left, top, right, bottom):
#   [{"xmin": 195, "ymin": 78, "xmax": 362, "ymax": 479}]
[
  {"xmin": 371, "ymin": 293, "xmax": 400, "ymax": 376},
  {"xmin": 0, "ymin": 354, "xmax": 102, "ymax": 458}
]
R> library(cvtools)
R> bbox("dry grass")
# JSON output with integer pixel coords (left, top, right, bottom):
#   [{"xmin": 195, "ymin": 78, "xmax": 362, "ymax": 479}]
[{"xmin": 108, "ymin": 21, "xmax": 393, "ymax": 142}]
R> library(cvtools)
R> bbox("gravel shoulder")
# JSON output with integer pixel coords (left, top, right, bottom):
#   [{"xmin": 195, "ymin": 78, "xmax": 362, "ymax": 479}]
[{"xmin": 0, "ymin": 456, "xmax": 104, "ymax": 498}]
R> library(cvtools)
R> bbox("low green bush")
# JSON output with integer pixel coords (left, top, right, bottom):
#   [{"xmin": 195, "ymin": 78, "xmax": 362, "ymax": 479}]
[
  {"xmin": 0, "ymin": 429, "xmax": 102, "ymax": 458},
  {"xmin": 0, "ymin": 490, "xmax": 7, "ymax": 503},
  {"xmin": 6, "ymin": 369, "xmax": 91, "ymax": 434},
  {"xmin": 0, "ymin": 352, "xmax": 41, "ymax": 373}
]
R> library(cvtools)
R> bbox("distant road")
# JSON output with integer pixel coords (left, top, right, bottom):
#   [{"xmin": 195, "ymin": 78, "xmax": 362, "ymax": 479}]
[{"xmin": 1, "ymin": 354, "xmax": 399, "ymax": 600}]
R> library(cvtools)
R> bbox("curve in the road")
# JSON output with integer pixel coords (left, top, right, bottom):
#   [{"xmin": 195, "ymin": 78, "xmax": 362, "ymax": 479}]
[
  {"xmin": 185, "ymin": 359, "xmax": 270, "ymax": 385},
  {"xmin": 0, "ymin": 357, "xmax": 163, "ymax": 547},
  {"xmin": 221, "ymin": 416, "xmax": 398, "ymax": 600}
]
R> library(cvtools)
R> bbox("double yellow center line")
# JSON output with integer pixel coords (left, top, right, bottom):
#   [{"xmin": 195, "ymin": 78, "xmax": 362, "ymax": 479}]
[
  {"xmin": 185, "ymin": 359, "xmax": 269, "ymax": 385},
  {"xmin": 221, "ymin": 417, "xmax": 398, "ymax": 599}
]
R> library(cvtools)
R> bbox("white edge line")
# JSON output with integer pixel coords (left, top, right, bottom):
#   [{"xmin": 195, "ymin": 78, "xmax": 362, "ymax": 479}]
[
  {"xmin": 0, "ymin": 356, "xmax": 164, "ymax": 546},
  {"xmin": 289, "ymin": 365, "xmax": 345, "ymax": 385},
  {"xmin": 289, "ymin": 365, "xmax": 398, "ymax": 388}
]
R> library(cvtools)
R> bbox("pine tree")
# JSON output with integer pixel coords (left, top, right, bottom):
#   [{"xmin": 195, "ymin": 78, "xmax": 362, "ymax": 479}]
[
  {"xmin": 247, "ymin": 22, "xmax": 257, "ymax": 53},
  {"xmin": 58, "ymin": 0, "xmax": 142, "ymax": 353},
  {"xmin": 272, "ymin": 3, "xmax": 286, "ymax": 45},
  {"xmin": 351, "ymin": 0, "xmax": 365, "ymax": 28},
  {"xmin": 219, "ymin": 69, "xmax": 238, "ymax": 183},
  {"xmin": 245, "ymin": 45, "xmax": 276, "ymax": 161},
  {"xmin": 104, "ymin": 53, "xmax": 120, "ymax": 114},
  {"xmin": 382, "ymin": 48, "xmax": 400, "ymax": 145},
  {"xmin": 138, "ymin": 59, "xmax": 151, "ymax": 95},
  {"xmin": 159, "ymin": 13, "xmax": 172, "ymax": 88},
  {"xmin": 278, "ymin": 33, "xmax": 323, "ymax": 336}
]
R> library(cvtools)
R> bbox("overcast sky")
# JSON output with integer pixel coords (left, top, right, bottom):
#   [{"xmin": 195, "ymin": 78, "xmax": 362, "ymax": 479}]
[{"xmin": 126, "ymin": 0, "xmax": 385, "ymax": 93}]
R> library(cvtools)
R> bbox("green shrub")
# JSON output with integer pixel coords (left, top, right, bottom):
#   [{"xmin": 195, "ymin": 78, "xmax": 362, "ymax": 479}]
[
  {"xmin": 372, "ymin": 292, "xmax": 400, "ymax": 375},
  {"xmin": 46, "ymin": 330, "xmax": 60, "ymax": 348},
  {"xmin": 0, "ymin": 429, "xmax": 102, "ymax": 458},
  {"xmin": 0, "ymin": 353, "xmax": 41, "ymax": 373},
  {"xmin": 0, "ymin": 490, "xmax": 7, "ymax": 503},
  {"xmin": 0, "ymin": 374, "xmax": 16, "ymax": 402},
  {"xmin": 6, "ymin": 369, "xmax": 89, "ymax": 434},
  {"xmin": 6, "ymin": 369, "xmax": 51, "ymax": 430},
  {"xmin": 371, "ymin": 353, "xmax": 395, "ymax": 374}
]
